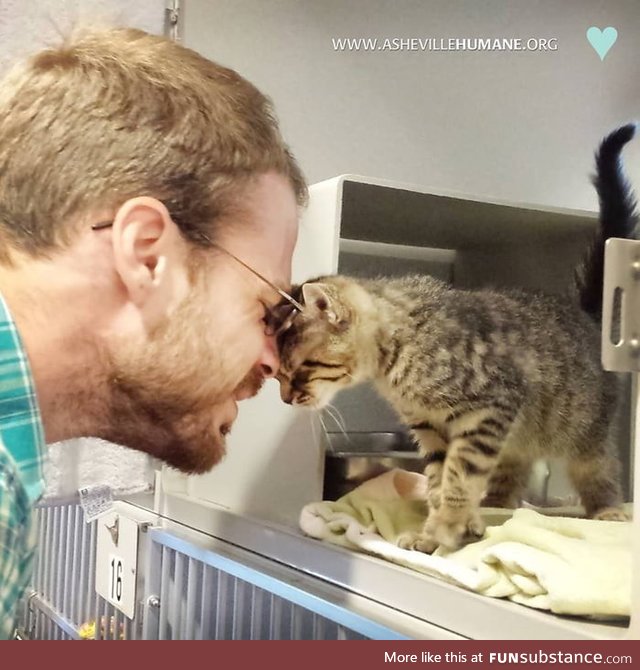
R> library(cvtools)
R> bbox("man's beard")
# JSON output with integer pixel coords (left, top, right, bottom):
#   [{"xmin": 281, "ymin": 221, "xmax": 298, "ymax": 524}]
[{"xmin": 100, "ymin": 286, "xmax": 257, "ymax": 474}]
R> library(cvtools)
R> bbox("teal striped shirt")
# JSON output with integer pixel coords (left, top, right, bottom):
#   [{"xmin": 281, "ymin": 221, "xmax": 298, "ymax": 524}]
[{"xmin": 0, "ymin": 293, "xmax": 46, "ymax": 639}]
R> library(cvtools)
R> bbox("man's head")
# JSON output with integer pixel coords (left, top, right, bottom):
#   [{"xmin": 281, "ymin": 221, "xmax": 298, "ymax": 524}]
[{"xmin": 0, "ymin": 28, "xmax": 306, "ymax": 472}]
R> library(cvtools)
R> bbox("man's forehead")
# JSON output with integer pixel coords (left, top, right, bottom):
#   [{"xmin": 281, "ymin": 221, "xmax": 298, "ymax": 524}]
[
  {"xmin": 220, "ymin": 234, "xmax": 297, "ymax": 291},
  {"xmin": 214, "ymin": 171, "xmax": 299, "ymax": 291}
]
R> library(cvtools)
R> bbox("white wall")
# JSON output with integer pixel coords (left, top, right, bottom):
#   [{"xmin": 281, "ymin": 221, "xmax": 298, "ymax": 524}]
[
  {"xmin": 183, "ymin": 0, "xmax": 640, "ymax": 212},
  {"xmin": 0, "ymin": 0, "xmax": 166, "ymax": 74}
]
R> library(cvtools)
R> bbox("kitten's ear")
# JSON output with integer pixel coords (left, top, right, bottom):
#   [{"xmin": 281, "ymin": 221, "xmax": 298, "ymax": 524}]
[
  {"xmin": 301, "ymin": 283, "xmax": 349, "ymax": 329},
  {"xmin": 301, "ymin": 283, "xmax": 336, "ymax": 319}
]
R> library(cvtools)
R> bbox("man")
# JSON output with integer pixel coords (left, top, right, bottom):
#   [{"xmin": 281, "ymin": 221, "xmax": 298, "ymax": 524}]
[{"xmin": 0, "ymin": 27, "xmax": 306, "ymax": 638}]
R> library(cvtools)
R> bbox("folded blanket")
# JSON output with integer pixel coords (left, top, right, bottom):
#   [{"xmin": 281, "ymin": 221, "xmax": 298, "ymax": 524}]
[{"xmin": 299, "ymin": 469, "xmax": 632, "ymax": 619}]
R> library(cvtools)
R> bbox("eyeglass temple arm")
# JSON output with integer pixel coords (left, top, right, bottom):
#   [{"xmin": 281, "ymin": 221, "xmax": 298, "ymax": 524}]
[
  {"xmin": 91, "ymin": 220, "xmax": 305, "ymax": 312},
  {"xmin": 91, "ymin": 221, "xmax": 114, "ymax": 230}
]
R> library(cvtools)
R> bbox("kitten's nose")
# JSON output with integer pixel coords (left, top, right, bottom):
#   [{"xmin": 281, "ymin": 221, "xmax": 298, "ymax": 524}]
[{"xmin": 279, "ymin": 385, "xmax": 294, "ymax": 404}]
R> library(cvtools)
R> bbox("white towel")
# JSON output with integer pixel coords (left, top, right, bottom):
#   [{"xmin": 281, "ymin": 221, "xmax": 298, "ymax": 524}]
[
  {"xmin": 299, "ymin": 469, "xmax": 632, "ymax": 619},
  {"xmin": 42, "ymin": 437, "xmax": 155, "ymax": 505}
]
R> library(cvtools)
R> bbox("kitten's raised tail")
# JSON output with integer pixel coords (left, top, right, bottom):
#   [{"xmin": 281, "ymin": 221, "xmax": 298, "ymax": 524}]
[{"xmin": 575, "ymin": 123, "xmax": 638, "ymax": 320}]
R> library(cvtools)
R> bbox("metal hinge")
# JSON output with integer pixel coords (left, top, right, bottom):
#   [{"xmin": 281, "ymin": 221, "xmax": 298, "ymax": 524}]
[
  {"xmin": 165, "ymin": 1, "xmax": 181, "ymax": 42},
  {"xmin": 602, "ymin": 238, "xmax": 640, "ymax": 372}
]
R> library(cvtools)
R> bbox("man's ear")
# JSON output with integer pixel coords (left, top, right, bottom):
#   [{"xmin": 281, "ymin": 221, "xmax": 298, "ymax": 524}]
[{"xmin": 110, "ymin": 196, "xmax": 188, "ymax": 313}]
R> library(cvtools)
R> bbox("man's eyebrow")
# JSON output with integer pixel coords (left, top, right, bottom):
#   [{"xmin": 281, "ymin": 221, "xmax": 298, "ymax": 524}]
[
  {"xmin": 267, "ymin": 272, "xmax": 294, "ymax": 298},
  {"xmin": 275, "ymin": 278, "xmax": 293, "ymax": 294},
  {"xmin": 259, "ymin": 287, "xmax": 282, "ymax": 307},
  {"xmin": 209, "ymin": 242, "xmax": 303, "ymax": 310},
  {"xmin": 257, "ymin": 281, "xmax": 285, "ymax": 305}
]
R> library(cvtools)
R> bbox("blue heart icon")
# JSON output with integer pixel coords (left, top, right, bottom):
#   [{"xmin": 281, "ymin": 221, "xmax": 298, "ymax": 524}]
[{"xmin": 586, "ymin": 26, "xmax": 618, "ymax": 61}]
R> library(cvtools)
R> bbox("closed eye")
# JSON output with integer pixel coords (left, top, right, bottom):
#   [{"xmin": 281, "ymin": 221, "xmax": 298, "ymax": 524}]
[
  {"xmin": 264, "ymin": 300, "xmax": 299, "ymax": 337},
  {"xmin": 260, "ymin": 300, "xmax": 277, "ymax": 330},
  {"xmin": 299, "ymin": 362, "xmax": 351, "ymax": 383},
  {"xmin": 259, "ymin": 301, "xmax": 269, "ymax": 317},
  {"xmin": 309, "ymin": 372, "xmax": 350, "ymax": 383},
  {"xmin": 302, "ymin": 359, "xmax": 344, "ymax": 368}
]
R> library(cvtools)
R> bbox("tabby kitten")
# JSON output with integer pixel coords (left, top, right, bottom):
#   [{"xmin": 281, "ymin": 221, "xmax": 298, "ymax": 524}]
[{"xmin": 278, "ymin": 124, "xmax": 636, "ymax": 553}]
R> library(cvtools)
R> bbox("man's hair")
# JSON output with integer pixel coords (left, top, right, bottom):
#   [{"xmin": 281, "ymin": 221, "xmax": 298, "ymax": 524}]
[{"xmin": 0, "ymin": 27, "xmax": 307, "ymax": 261}]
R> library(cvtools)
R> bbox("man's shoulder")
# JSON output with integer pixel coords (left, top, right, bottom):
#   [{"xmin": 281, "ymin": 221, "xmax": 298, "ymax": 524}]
[
  {"xmin": 0, "ymin": 437, "xmax": 30, "ymax": 521},
  {"xmin": 0, "ymin": 433, "xmax": 36, "ymax": 641}
]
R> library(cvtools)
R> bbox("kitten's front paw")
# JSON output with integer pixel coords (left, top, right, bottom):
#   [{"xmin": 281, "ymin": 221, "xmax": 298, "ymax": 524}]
[
  {"xmin": 423, "ymin": 509, "xmax": 486, "ymax": 552},
  {"xmin": 396, "ymin": 531, "xmax": 423, "ymax": 550},
  {"xmin": 395, "ymin": 531, "xmax": 439, "ymax": 554},
  {"xmin": 413, "ymin": 535, "xmax": 439, "ymax": 554}
]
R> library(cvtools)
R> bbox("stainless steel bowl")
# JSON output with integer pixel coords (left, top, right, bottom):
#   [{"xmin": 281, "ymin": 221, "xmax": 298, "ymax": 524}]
[
  {"xmin": 322, "ymin": 431, "xmax": 554, "ymax": 506},
  {"xmin": 323, "ymin": 431, "xmax": 424, "ymax": 500}
]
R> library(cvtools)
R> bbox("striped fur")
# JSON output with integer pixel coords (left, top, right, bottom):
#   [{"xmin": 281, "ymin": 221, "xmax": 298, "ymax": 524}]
[{"xmin": 277, "ymin": 127, "xmax": 635, "ymax": 552}]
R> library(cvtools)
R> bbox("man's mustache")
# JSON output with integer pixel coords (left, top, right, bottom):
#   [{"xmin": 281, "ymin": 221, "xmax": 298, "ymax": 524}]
[{"xmin": 234, "ymin": 368, "xmax": 265, "ymax": 400}]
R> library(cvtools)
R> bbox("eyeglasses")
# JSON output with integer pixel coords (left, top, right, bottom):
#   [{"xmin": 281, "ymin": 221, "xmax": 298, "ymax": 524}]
[
  {"xmin": 91, "ymin": 220, "xmax": 303, "ymax": 337},
  {"xmin": 205, "ymin": 243, "xmax": 303, "ymax": 337}
]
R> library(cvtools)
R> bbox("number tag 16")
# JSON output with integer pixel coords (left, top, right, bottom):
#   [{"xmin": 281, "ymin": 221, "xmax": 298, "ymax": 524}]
[
  {"xmin": 96, "ymin": 512, "xmax": 140, "ymax": 619},
  {"xmin": 109, "ymin": 554, "xmax": 124, "ymax": 602}
]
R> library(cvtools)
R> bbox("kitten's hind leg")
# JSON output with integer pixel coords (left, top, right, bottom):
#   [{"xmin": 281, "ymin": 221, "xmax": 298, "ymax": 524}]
[
  {"xmin": 482, "ymin": 449, "xmax": 533, "ymax": 508},
  {"xmin": 567, "ymin": 447, "xmax": 628, "ymax": 521}
]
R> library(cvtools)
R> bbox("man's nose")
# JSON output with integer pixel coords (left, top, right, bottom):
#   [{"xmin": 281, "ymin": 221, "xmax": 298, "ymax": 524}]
[{"xmin": 258, "ymin": 334, "xmax": 281, "ymax": 378}]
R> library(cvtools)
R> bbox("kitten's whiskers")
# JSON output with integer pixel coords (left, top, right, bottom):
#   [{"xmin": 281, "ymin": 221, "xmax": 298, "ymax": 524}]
[{"xmin": 321, "ymin": 403, "xmax": 350, "ymax": 454}]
